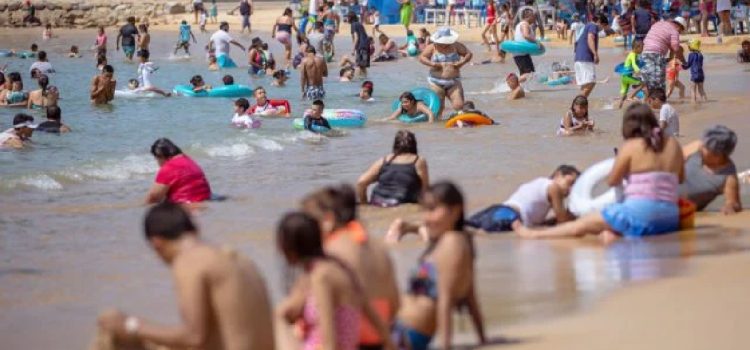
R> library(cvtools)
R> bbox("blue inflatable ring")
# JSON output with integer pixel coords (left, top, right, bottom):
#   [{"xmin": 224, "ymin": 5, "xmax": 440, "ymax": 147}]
[
  {"xmin": 293, "ymin": 109, "xmax": 367, "ymax": 129},
  {"xmin": 0, "ymin": 50, "xmax": 13, "ymax": 57},
  {"xmin": 173, "ymin": 84, "xmax": 253, "ymax": 98},
  {"xmin": 499, "ymin": 41, "xmax": 545, "ymax": 56},
  {"xmin": 391, "ymin": 87, "xmax": 440, "ymax": 123}
]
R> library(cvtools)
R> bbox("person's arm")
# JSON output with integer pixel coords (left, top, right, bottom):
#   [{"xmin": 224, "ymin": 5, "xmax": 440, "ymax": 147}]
[
  {"xmin": 454, "ymin": 43, "xmax": 473, "ymax": 68},
  {"xmin": 277, "ymin": 276, "xmax": 310, "ymax": 323},
  {"xmin": 508, "ymin": 86, "xmax": 524, "ymax": 100},
  {"xmin": 26, "ymin": 93, "xmax": 32, "ymax": 109},
  {"xmin": 682, "ymin": 53, "xmax": 693, "ymax": 70},
  {"xmin": 464, "ymin": 282, "xmax": 486, "ymax": 345},
  {"xmin": 536, "ymin": 12, "xmax": 545, "ymax": 38},
  {"xmin": 418, "ymin": 45, "xmax": 436, "ymax": 67},
  {"xmin": 607, "ymin": 141, "xmax": 632, "ymax": 186},
  {"xmin": 587, "ymin": 30, "xmax": 598, "ymax": 64},
  {"xmin": 722, "ymin": 174, "xmax": 743, "ymax": 215},
  {"xmin": 300, "ymin": 62, "xmax": 308, "ymax": 96},
  {"xmin": 522, "ymin": 23, "xmax": 535, "ymax": 42},
  {"xmin": 384, "ymin": 108, "xmax": 401, "ymax": 121},
  {"xmin": 561, "ymin": 112, "xmax": 573, "ymax": 134},
  {"xmin": 415, "ymin": 157, "xmax": 429, "ymax": 194},
  {"xmin": 319, "ymin": 117, "xmax": 332, "ymax": 129},
  {"xmin": 230, "ymin": 40, "xmax": 246, "ymax": 51},
  {"xmin": 272, "ymin": 21, "xmax": 278, "ymax": 38},
  {"xmin": 356, "ymin": 159, "xmax": 383, "ymax": 203},
  {"xmin": 417, "ymin": 102, "xmax": 435, "ymax": 123},
  {"xmin": 321, "ymin": 59, "xmax": 328, "ymax": 77},
  {"xmin": 190, "ymin": 31, "xmax": 197, "ymax": 43},
  {"xmin": 144, "ymin": 183, "xmax": 169, "ymax": 204},
  {"xmin": 681, "ymin": 140, "xmax": 703, "ymax": 160},
  {"xmin": 335, "ymin": 14, "xmax": 340, "ymax": 33},
  {"xmin": 116, "ymin": 31, "xmax": 122, "ymax": 50},
  {"xmin": 3, "ymin": 137, "xmax": 24, "ymax": 149},
  {"xmin": 434, "ymin": 235, "xmax": 464, "ymax": 349},
  {"xmin": 548, "ymin": 183, "xmax": 575, "ymax": 223},
  {"xmin": 310, "ymin": 270, "xmax": 337, "ymax": 350}
]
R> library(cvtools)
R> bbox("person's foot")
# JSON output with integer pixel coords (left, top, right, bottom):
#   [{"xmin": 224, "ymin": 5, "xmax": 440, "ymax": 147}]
[
  {"xmin": 599, "ymin": 230, "xmax": 620, "ymax": 245},
  {"xmin": 385, "ymin": 218, "xmax": 405, "ymax": 244}
]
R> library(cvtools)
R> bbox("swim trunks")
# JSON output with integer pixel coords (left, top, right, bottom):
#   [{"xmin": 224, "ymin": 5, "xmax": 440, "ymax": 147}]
[
  {"xmin": 122, "ymin": 45, "xmax": 136, "ymax": 57},
  {"xmin": 356, "ymin": 48, "xmax": 370, "ymax": 68},
  {"xmin": 304, "ymin": 85, "xmax": 326, "ymax": 100},
  {"xmin": 216, "ymin": 54, "xmax": 237, "ymax": 68},
  {"xmin": 640, "ymin": 52, "xmax": 667, "ymax": 91},
  {"xmin": 137, "ymin": 49, "xmax": 150, "ymax": 58},
  {"xmin": 513, "ymin": 54, "xmax": 535, "ymax": 75}
]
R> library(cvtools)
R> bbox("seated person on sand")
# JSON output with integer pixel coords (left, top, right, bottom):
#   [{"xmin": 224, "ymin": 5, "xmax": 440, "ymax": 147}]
[
  {"xmin": 680, "ymin": 125, "xmax": 742, "ymax": 214},
  {"xmin": 248, "ymin": 87, "xmax": 288, "ymax": 116},
  {"xmin": 0, "ymin": 113, "xmax": 36, "ymax": 149},
  {"xmin": 558, "ymin": 95, "xmax": 594, "ymax": 136},
  {"xmin": 303, "ymin": 99, "xmax": 332, "ymax": 133},
  {"xmin": 374, "ymin": 33, "xmax": 399, "ymax": 62},
  {"xmin": 466, "ymin": 165, "xmax": 579, "ymax": 234},
  {"xmin": 145, "ymin": 138, "xmax": 212, "ymax": 206},
  {"xmin": 515, "ymin": 104, "xmax": 685, "ymax": 241},
  {"xmin": 95, "ymin": 202, "xmax": 275, "ymax": 350},
  {"xmin": 359, "ymin": 80, "xmax": 374, "ymax": 101},
  {"xmin": 385, "ymin": 91, "xmax": 435, "ymax": 123},
  {"xmin": 90, "ymin": 65, "xmax": 116, "ymax": 105},
  {"xmin": 272, "ymin": 70, "xmax": 288, "ymax": 86},
  {"xmin": 190, "ymin": 74, "xmax": 211, "ymax": 93},
  {"xmin": 505, "ymin": 72, "xmax": 525, "ymax": 100},
  {"xmin": 231, "ymin": 97, "xmax": 262, "ymax": 129},
  {"xmin": 738, "ymin": 40, "xmax": 750, "ymax": 63},
  {"xmin": 357, "ymin": 130, "xmax": 429, "ymax": 207}
]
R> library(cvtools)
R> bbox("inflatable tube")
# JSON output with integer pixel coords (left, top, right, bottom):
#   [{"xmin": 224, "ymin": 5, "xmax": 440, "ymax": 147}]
[
  {"xmin": 391, "ymin": 87, "xmax": 440, "ymax": 123},
  {"xmin": 499, "ymin": 41, "xmax": 545, "ymax": 56},
  {"xmin": 173, "ymin": 84, "xmax": 253, "ymax": 98},
  {"xmin": 292, "ymin": 109, "xmax": 367, "ymax": 129},
  {"xmin": 444, "ymin": 113, "xmax": 494, "ymax": 128},
  {"xmin": 231, "ymin": 114, "xmax": 262, "ymax": 129},
  {"xmin": 679, "ymin": 198, "xmax": 696, "ymax": 229},
  {"xmin": 568, "ymin": 158, "xmax": 623, "ymax": 217},
  {"xmin": 614, "ymin": 62, "xmax": 632, "ymax": 75},
  {"xmin": 0, "ymin": 49, "xmax": 13, "ymax": 57},
  {"xmin": 114, "ymin": 89, "xmax": 162, "ymax": 98},
  {"xmin": 252, "ymin": 99, "xmax": 292, "ymax": 117},
  {"xmin": 545, "ymin": 75, "xmax": 572, "ymax": 86},
  {"xmin": 16, "ymin": 51, "xmax": 35, "ymax": 59}
]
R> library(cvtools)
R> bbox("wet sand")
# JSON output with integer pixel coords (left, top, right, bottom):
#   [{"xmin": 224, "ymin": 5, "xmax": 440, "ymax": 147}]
[{"xmin": 1, "ymin": 2, "xmax": 750, "ymax": 349}]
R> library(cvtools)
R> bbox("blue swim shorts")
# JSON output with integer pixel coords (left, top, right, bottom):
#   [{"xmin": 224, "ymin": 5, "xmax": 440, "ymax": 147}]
[
  {"xmin": 601, "ymin": 199, "xmax": 679, "ymax": 237},
  {"xmin": 216, "ymin": 54, "xmax": 237, "ymax": 68}
]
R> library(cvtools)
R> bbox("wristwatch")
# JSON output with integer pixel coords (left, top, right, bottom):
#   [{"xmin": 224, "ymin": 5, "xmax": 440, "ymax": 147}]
[{"xmin": 125, "ymin": 316, "xmax": 140, "ymax": 335}]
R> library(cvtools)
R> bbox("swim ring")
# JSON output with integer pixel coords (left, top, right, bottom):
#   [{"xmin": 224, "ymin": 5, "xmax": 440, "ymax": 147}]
[
  {"xmin": 114, "ymin": 89, "xmax": 162, "ymax": 98},
  {"xmin": 444, "ymin": 113, "xmax": 494, "ymax": 128},
  {"xmin": 292, "ymin": 109, "xmax": 367, "ymax": 129},
  {"xmin": 391, "ymin": 87, "xmax": 440, "ymax": 123},
  {"xmin": 254, "ymin": 99, "xmax": 291, "ymax": 116},
  {"xmin": 568, "ymin": 158, "xmax": 623, "ymax": 217},
  {"xmin": 614, "ymin": 59, "xmax": 645, "ymax": 75},
  {"xmin": 0, "ymin": 50, "xmax": 13, "ymax": 57},
  {"xmin": 545, "ymin": 75, "xmax": 572, "ymax": 86},
  {"xmin": 173, "ymin": 84, "xmax": 253, "ymax": 98},
  {"xmin": 16, "ymin": 51, "xmax": 35, "ymax": 59},
  {"xmin": 499, "ymin": 41, "xmax": 545, "ymax": 56}
]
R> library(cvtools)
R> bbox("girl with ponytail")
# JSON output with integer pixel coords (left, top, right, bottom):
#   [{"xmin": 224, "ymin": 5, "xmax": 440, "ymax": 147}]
[
  {"xmin": 517, "ymin": 102, "xmax": 686, "ymax": 240},
  {"xmin": 27, "ymin": 74, "xmax": 58, "ymax": 109}
]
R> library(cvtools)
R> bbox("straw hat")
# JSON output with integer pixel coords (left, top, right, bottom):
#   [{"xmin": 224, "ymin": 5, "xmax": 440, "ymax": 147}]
[
  {"xmin": 672, "ymin": 16, "xmax": 687, "ymax": 30},
  {"xmin": 430, "ymin": 27, "xmax": 459, "ymax": 45}
]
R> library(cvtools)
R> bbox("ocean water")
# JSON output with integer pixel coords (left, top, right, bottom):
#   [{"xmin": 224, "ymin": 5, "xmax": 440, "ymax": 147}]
[{"xmin": 1, "ymin": 28, "xmax": 749, "ymax": 349}]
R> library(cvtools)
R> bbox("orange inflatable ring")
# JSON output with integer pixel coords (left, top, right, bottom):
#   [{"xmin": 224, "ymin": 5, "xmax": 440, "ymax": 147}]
[
  {"xmin": 678, "ymin": 198, "xmax": 696, "ymax": 230},
  {"xmin": 444, "ymin": 113, "xmax": 494, "ymax": 128}
]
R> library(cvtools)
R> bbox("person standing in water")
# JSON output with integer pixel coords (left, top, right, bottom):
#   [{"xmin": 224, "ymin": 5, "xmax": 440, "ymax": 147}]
[
  {"xmin": 573, "ymin": 13, "xmax": 609, "ymax": 98},
  {"xmin": 272, "ymin": 8, "xmax": 299, "ymax": 69},
  {"xmin": 234, "ymin": 0, "xmax": 253, "ymax": 33},
  {"xmin": 299, "ymin": 46, "xmax": 328, "ymax": 100},
  {"xmin": 26, "ymin": 74, "xmax": 58, "ymax": 109},
  {"xmin": 95, "ymin": 26, "xmax": 107, "ymax": 57},
  {"xmin": 419, "ymin": 27, "xmax": 472, "ymax": 119},
  {"xmin": 398, "ymin": 0, "xmax": 413, "ymax": 32},
  {"xmin": 35, "ymin": 106, "xmax": 71, "ymax": 133},
  {"xmin": 512, "ymin": 9, "xmax": 543, "ymax": 84},
  {"xmin": 349, "ymin": 11, "xmax": 371, "ymax": 78},
  {"xmin": 116, "ymin": 17, "xmax": 139, "ymax": 61},
  {"xmin": 136, "ymin": 24, "xmax": 150, "ymax": 59},
  {"xmin": 210, "ymin": 22, "xmax": 246, "ymax": 69},
  {"xmin": 137, "ymin": 51, "xmax": 171, "ymax": 97},
  {"xmin": 175, "ymin": 20, "xmax": 197, "ymax": 56},
  {"xmin": 95, "ymin": 202, "xmax": 276, "ymax": 350},
  {"xmin": 90, "ymin": 65, "xmax": 116, "ymax": 105}
]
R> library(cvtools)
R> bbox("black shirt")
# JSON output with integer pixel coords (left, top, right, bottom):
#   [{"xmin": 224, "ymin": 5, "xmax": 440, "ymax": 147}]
[
  {"xmin": 351, "ymin": 22, "xmax": 369, "ymax": 50},
  {"xmin": 120, "ymin": 23, "xmax": 139, "ymax": 47},
  {"xmin": 304, "ymin": 116, "xmax": 331, "ymax": 132},
  {"xmin": 36, "ymin": 120, "xmax": 61, "ymax": 133}
]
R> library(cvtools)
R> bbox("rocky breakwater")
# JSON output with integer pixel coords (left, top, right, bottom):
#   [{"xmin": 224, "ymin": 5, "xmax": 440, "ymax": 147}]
[{"xmin": 0, "ymin": 0, "xmax": 192, "ymax": 28}]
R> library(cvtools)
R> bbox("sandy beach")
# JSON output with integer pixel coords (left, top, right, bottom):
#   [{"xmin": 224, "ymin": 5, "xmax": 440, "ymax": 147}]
[{"xmin": 1, "ymin": 1, "xmax": 750, "ymax": 349}]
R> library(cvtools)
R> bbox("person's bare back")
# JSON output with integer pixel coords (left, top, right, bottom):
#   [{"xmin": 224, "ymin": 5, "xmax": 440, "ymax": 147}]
[
  {"xmin": 90, "ymin": 75, "xmax": 116, "ymax": 105},
  {"xmin": 300, "ymin": 55, "xmax": 327, "ymax": 88}
]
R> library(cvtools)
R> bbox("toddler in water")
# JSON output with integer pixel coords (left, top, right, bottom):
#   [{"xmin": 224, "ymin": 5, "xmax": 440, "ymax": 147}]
[
  {"xmin": 68, "ymin": 46, "xmax": 80, "ymax": 58},
  {"xmin": 208, "ymin": 55, "xmax": 219, "ymax": 71},
  {"xmin": 359, "ymin": 81, "xmax": 374, "ymax": 101},
  {"xmin": 42, "ymin": 23, "xmax": 53, "ymax": 40},
  {"xmin": 648, "ymin": 88, "xmax": 679, "ymax": 137},
  {"xmin": 738, "ymin": 40, "xmax": 750, "ymax": 63},
  {"xmin": 466, "ymin": 165, "xmax": 580, "ymax": 233},
  {"xmin": 558, "ymin": 95, "xmax": 594, "ymax": 136},
  {"xmin": 231, "ymin": 98, "xmax": 262, "ymax": 129},
  {"xmin": 666, "ymin": 57, "xmax": 685, "ymax": 99},
  {"xmin": 209, "ymin": 0, "xmax": 218, "ymax": 23},
  {"xmin": 682, "ymin": 39, "xmax": 707, "ymax": 103},
  {"xmin": 618, "ymin": 40, "xmax": 644, "ymax": 109}
]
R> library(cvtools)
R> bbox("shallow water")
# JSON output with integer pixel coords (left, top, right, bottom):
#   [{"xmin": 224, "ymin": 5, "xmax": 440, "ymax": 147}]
[{"xmin": 1, "ymin": 28, "xmax": 750, "ymax": 349}]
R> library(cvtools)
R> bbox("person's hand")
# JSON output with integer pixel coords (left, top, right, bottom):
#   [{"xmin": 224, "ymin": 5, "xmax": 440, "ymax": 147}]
[
  {"xmin": 97, "ymin": 309, "xmax": 128, "ymax": 337},
  {"xmin": 721, "ymin": 203, "xmax": 739, "ymax": 215},
  {"xmin": 594, "ymin": 54, "xmax": 600, "ymax": 64}
]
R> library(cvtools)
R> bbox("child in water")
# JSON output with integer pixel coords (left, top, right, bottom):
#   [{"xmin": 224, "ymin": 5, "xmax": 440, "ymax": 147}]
[
  {"xmin": 199, "ymin": 8, "xmax": 208, "ymax": 33},
  {"xmin": 558, "ymin": 95, "xmax": 594, "ymax": 136},
  {"xmin": 42, "ymin": 23, "xmax": 53, "ymax": 40},
  {"xmin": 618, "ymin": 40, "xmax": 644, "ymax": 109},
  {"xmin": 68, "ymin": 46, "xmax": 80, "ymax": 58},
  {"xmin": 682, "ymin": 39, "xmax": 707, "ymax": 103},
  {"xmin": 190, "ymin": 75, "xmax": 211, "ymax": 93},
  {"xmin": 209, "ymin": 0, "xmax": 218, "ymax": 23},
  {"xmin": 208, "ymin": 56, "xmax": 219, "ymax": 71},
  {"xmin": 272, "ymin": 70, "xmax": 288, "ymax": 86},
  {"xmin": 231, "ymin": 97, "xmax": 262, "ymax": 129},
  {"xmin": 648, "ymin": 88, "xmax": 679, "ymax": 137},
  {"xmin": 738, "ymin": 40, "xmax": 750, "ymax": 63},
  {"xmin": 359, "ymin": 81, "xmax": 374, "ymax": 101},
  {"xmin": 303, "ymin": 99, "xmax": 332, "ymax": 133},
  {"xmin": 506, "ymin": 73, "xmax": 525, "ymax": 100},
  {"xmin": 339, "ymin": 66, "xmax": 355, "ymax": 82},
  {"xmin": 666, "ymin": 57, "xmax": 685, "ymax": 99},
  {"xmin": 448, "ymin": 101, "xmax": 495, "ymax": 128},
  {"xmin": 137, "ymin": 50, "xmax": 171, "ymax": 97},
  {"xmin": 466, "ymin": 165, "xmax": 580, "ymax": 233},
  {"xmin": 175, "ymin": 20, "xmax": 197, "ymax": 56}
]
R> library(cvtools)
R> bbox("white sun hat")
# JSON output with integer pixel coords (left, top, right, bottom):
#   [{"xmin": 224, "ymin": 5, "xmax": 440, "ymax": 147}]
[{"xmin": 430, "ymin": 27, "xmax": 459, "ymax": 45}]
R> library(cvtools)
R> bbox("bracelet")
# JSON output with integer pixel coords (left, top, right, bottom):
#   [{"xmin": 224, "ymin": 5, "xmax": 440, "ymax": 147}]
[{"xmin": 125, "ymin": 316, "xmax": 140, "ymax": 335}]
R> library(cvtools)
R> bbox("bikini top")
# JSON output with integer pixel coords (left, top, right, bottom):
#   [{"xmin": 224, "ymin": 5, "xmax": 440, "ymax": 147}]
[
  {"xmin": 408, "ymin": 260, "xmax": 438, "ymax": 300},
  {"xmin": 277, "ymin": 23, "xmax": 292, "ymax": 33},
  {"xmin": 431, "ymin": 50, "xmax": 460, "ymax": 63}
]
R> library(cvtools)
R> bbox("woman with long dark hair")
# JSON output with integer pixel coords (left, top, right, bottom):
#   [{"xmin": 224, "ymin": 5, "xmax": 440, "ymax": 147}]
[
  {"xmin": 27, "ymin": 74, "xmax": 58, "ymax": 109},
  {"xmin": 145, "ymin": 138, "xmax": 211, "ymax": 205}
]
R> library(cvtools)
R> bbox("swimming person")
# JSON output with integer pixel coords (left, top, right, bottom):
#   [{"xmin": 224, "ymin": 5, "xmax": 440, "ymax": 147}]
[
  {"xmin": 300, "ymin": 184, "xmax": 401, "ymax": 350},
  {"xmin": 231, "ymin": 97, "xmax": 262, "ymax": 128},
  {"xmin": 299, "ymin": 46, "xmax": 328, "ymax": 100},
  {"xmin": 189, "ymin": 75, "xmax": 211, "ymax": 93},
  {"xmin": 116, "ymin": 16, "xmax": 139, "ymax": 61},
  {"xmin": 276, "ymin": 212, "xmax": 394, "ymax": 350},
  {"xmin": 357, "ymin": 130, "xmax": 429, "ymax": 207},
  {"xmin": 680, "ymin": 125, "xmax": 742, "ymax": 214},
  {"xmin": 209, "ymin": 22, "xmax": 246, "ymax": 68},
  {"xmin": 385, "ymin": 91, "xmax": 436, "ymax": 123},
  {"xmin": 2, "ymin": 72, "xmax": 28, "ymax": 107},
  {"xmin": 145, "ymin": 138, "xmax": 212, "ymax": 206},
  {"xmin": 28, "ymin": 50, "xmax": 55, "ymax": 75},
  {"xmin": 516, "ymin": 103, "xmax": 685, "ymax": 241},
  {"xmin": 95, "ymin": 202, "xmax": 276, "ymax": 350},
  {"xmin": 272, "ymin": 70, "xmax": 289, "ymax": 86},
  {"xmin": 0, "ymin": 113, "xmax": 36, "ymax": 149},
  {"xmin": 222, "ymin": 75, "xmax": 235, "ymax": 85},
  {"xmin": 558, "ymin": 95, "xmax": 594, "ymax": 136},
  {"xmin": 359, "ymin": 80, "xmax": 374, "ymax": 101},
  {"xmin": 272, "ymin": 8, "xmax": 299, "ymax": 69},
  {"xmin": 90, "ymin": 65, "xmax": 116, "ymax": 105},
  {"xmin": 505, "ymin": 73, "xmax": 525, "ymax": 100},
  {"xmin": 35, "ymin": 106, "xmax": 71, "ymax": 133},
  {"xmin": 303, "ymin": 99, "xmax": 331, "ymax": 133},
  {"xmin": 385, "ymin": 182, "xmax": 487, "ymax": 349},
  {"xmin": 27, "ymin": 74, "xmax": 59, "ymax": 109},
  {"xmin": 137, "ymin": 51, "xmax": 171, "ymax": 97},
  {"xmin": 68, "ymin": 45, "xmax": 80, "ymax": 58},
  {"xmin": 248, "ymin": 87, "xmax": 288, "ymax": 116},
  {"xmin": 174, "ymin": 20, "xmax": 197, "ymax": 55},
  {"xmin": 467, "ymin": 165, "xmax": 579, "ymax": 233},
  {"xmin": 339, "ymin": 66, "xmax": 355, "ymax": 82},
  {"xmin": 419, "ymin": 27, "xmax": 472, "ymax": 119}
]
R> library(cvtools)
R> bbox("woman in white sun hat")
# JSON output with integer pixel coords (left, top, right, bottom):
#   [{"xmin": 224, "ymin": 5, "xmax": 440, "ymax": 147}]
[{"xmin": 418, "ymin": 27, "xmax": 473, "ymax": 120}]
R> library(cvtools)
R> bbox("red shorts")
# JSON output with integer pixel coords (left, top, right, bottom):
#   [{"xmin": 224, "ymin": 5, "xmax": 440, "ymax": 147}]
[{"xmin": 700, "ymin": 1, "xmax": 714, "ymax": 14}]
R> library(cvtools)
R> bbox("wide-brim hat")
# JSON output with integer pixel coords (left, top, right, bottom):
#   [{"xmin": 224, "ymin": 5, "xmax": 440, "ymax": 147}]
[
  {"xmin": 672, "ymin": 16, "xmax": 687, "ymax": 29},
  {"xmin": 431, "ymin": 27, "xmax": 459, "ymax": 45}
]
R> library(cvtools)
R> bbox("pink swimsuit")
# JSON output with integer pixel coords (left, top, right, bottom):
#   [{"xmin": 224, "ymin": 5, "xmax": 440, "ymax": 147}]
[
  {"xmin": 302, "ymin": 294, "xmax": 360, "ymax": 350},
  {"xmin": 624, "ymin": 172, "xmax": 679, "ymax": 202}
]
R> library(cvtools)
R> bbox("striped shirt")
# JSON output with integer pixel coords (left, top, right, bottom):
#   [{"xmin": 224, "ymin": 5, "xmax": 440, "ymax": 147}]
[{"xmin": 643, "ymin": 21, "xmax": 680, "ymax": 55}]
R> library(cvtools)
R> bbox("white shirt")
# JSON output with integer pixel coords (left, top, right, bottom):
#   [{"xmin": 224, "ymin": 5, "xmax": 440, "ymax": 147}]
[
  {"xmin": 514, "ymin": 21, "xmax": 535, "ymax": 42},
  {"xmin": 29, "ymin": 61, "xmax": 54, "ymax": 74},
  {"xmin": 210, "ymin": 30, "xmax": 233, "ymax": 55},
  {"xmin": 309, "ymin": 0, "xmax": 317, "ymax": 15},
  {"xmin": 138, "ymin": 62, "xmax": 156, "ymax": 87},
  {"xmin": 504, "ymin": 177, "xmax": 553, "ymax": 226},
  {"xmin": 659, "ymin": 103, "xmax": 679, "ymax": 137}
]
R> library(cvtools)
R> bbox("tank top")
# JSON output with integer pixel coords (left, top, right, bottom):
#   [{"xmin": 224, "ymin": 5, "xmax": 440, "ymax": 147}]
[
  {"xmin": 277, "ymin": 23, "xmax": 292, "ymax": 33},
  {"xmin": 370, "ymin": 155, "xmax": 422, "ymax": 205},
  {"xmin": 504, "ymin": 177, "xmax": 552, "ymax": 226},
  {"xmin": 680, "ymin": 152, "xmax": 737, "ymax": 210},
  {"xmin": 514, "ymin": 21, "xmax": 535, "ymax": 42}
]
